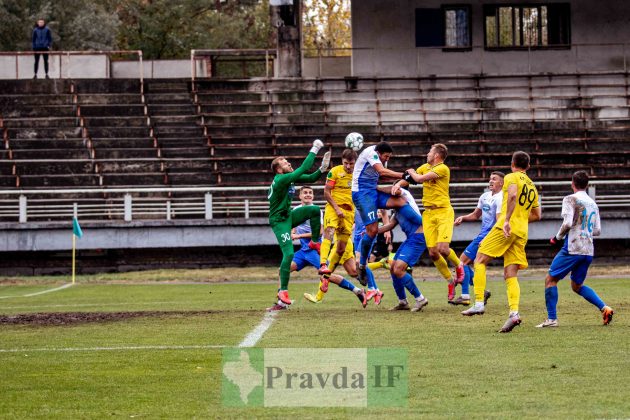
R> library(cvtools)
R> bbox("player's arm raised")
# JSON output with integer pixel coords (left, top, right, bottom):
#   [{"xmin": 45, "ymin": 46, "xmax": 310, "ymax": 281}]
[
  {"xmin": 378, "ymin": 215, "xmax": 398, "ymax": 234},
  {"xmin": 373, "ymin": 163, "xmax": 404, "ymax": 182}
]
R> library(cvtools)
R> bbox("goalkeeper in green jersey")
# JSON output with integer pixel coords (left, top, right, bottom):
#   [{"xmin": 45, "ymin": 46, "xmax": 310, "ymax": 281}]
[{"xmin": 267, "ymin": 139, "xmax": 331, "ymax": 311}]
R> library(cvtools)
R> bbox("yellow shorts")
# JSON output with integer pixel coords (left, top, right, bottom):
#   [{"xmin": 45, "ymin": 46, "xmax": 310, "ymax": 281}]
[
  {"xmin": 324, "ymin": 204, "xmax": 355, "ymax": 235},
  {"xmin": 339, "ymin": 238, "xmax": 354, "ymax": 265},
  {"xmin": 478, "ymin": 227, "xmax": 529, "ymax": 269},
  {"xmin": 422, "ymin": 206, "xmax": 454, "ymax": 248}
]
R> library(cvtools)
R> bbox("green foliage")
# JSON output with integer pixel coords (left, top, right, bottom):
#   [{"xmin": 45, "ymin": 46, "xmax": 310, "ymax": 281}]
[
  {"xmin": 303, "ymin": 0, "xmax": 351, "ymax": 57},
  {"xmin": 115, "ymin": 0, "xmax": 274, "ymax": 59},
  {"xmin": 0, "ymin": 0, "xmax": 273, "ymax": 58}
]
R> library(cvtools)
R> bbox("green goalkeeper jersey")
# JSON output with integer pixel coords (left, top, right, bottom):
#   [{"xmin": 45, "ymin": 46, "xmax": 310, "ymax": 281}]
[{"xmin": 267, "ymin": 152, "xmax": 321, "ymax": 224}]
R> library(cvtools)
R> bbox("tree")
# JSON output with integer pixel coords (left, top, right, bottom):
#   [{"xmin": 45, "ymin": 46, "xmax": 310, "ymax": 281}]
[{"xmin": 302, "ymin": 0, "xmax": 351, "ymax": 57}]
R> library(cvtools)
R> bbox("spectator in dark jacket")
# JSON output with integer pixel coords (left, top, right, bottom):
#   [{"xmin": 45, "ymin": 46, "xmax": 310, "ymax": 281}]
[{"xmin": 32, "ymin": 18, "xmax": 52, "ymax": 79}]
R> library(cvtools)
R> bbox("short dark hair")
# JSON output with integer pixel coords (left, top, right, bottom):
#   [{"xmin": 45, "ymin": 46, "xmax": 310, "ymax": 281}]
[
  {"xmin": 374, "ymin": 141, "xmax": 393, "ymax": 154},
  {"xmin": 271, "ymin": 156, "xmax": 284, "ymax": 173},
  {"xmin": 491, "ymin": 171, "xmax": 505, "ymax": 179},
  {"xmin": 298, "ymin": 185, "xmax": 313, "ymax": 194},
  {"xmin": 572, "ymin": 170, "xmax": 589, "ymax": 189},
  {"xmin": 341, "ymin": 149, "xmax": 358, "ymax": 161},
  {"xmin": 432, "ymin": 143, "xmax": 448, "ymax": 159},
  {"xmin": 512, "ymin": 151, "xmax": 530, "ymax": 170}
]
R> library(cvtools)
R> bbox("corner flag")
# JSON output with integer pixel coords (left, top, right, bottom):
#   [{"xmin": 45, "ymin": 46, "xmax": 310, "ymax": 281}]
[{"xmin": 72, "ymin": 217, "xmax": 83, "ymax": 238}]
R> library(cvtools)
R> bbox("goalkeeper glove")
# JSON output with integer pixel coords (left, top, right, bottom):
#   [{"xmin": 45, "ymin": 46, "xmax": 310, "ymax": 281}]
[
  {"xmin": 319, "ymin": 151, "xmax": 331, "ymax": 172},
  {"xmin": 310, "ymin": 139, "xmax": 324, "ymax": 154}
]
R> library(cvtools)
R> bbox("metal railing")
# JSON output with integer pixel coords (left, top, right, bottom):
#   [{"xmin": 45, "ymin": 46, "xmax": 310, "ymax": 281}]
[
  {"xmin": 0, "ymin": 50, "xmax": 143, "ymax": 82},
  {"xmin": 0, "ymin": 181, "xmax": 628, "ymax": 224}
]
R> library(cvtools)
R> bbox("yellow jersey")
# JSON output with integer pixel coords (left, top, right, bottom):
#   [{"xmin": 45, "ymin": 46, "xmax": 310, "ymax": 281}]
[
  {"xmin": 416, "ymin": 162, "xmax": 450, "ymax": 208},
  {"xmin": 326, "ymin": 165, "xmax": 354, "ymax": 209},
  {"xmin": 494, "ymin": 171, "xmax": 539, "ymax": 238}
]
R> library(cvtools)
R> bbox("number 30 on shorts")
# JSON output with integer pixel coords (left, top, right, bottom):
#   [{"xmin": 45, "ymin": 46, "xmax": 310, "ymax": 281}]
[{"xmin": 281, "ymin": 232, "xmax": 291, "ymax": 242}]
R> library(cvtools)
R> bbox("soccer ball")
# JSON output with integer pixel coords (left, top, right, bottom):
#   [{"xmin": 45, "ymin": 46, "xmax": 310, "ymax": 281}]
[{"xmin": 344, "ymin": 132, "xmax": 364, "ymax": 151}]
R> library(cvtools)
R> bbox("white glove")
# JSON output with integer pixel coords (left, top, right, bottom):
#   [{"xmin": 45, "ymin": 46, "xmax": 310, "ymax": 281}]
[
  {"xmin": 319, "ymin": 151, "xmax": 331, "ymax": 173},
  {"xmin": 310, "ymin": 139, "xmax": 324, "ymax": 154}
]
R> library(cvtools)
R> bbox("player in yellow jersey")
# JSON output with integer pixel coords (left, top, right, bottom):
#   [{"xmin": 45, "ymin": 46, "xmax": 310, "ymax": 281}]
[
  {"xmin": 319, "ymin": 149, "xmax": 357, "ymax": 275},
  {"xmin": 396, "ymin": 143, "xmax": 465, "ymax": 303},
  {"xmin": 461, "ymin": 151, "xmax": 542, "ymax": 333}
]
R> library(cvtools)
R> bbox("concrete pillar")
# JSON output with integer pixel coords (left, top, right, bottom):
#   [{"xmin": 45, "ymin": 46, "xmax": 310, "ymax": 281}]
[{"xmin": 271, "ymin": 0, "xmax": 302, "ymax": 77}]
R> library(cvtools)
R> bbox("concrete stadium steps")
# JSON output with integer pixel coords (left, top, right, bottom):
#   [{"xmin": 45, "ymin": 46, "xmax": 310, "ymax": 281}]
[
  {"xmin": 11, "ymin": 148, "xmax": 90, "ymax": 160},
  {"xmin": 3, "ymin": 117, "xmax": 80, "ymax": 128},
  {"xmin": 100, "ymin": 173, "xmax": 166, "ymax": 187},
  {"xmin": 14, "ymin": 159, "xmax": 95, "ymax": 175},
  {"xmin": 79, "ymin": 104, "xmax": 146, "ymax": 117},
  {"xmin": 76, "ymin": 94, "xmax": 143, "ymax": 105},
  {"xmin": 93, "ymin": 148, "xmax": 159, "ymax": 159},
  {"xmin": 83, "ymin": 116, "xmax": 148, "ymax": 127},
  {"xmin": 1, "ymin": 105, "xmax": 77, "ymax": 118},
  {"xmin": 96, "ymin": 160, "xmax": 162, "ymax": 174},
  {"xmin": 90, "ymin": 138, "xmax": 156, "ymax": 149},
  {"xmin": 159, "ymin": 147, "xmax": 209, "ymax": 159},
  {"xmin": 8, "ymin": 138, "xmax": 87, "ymax": 149},
  {"xmin": 84, "ymin": 126, "xmax": 151, "ymax": 138},
  {"xmin": 17, "ymin": 174, "xmax": 101, "ymax": 188},
  {"xmin": 158, "ymin": 137, "xmax": 209, "ymax": 148}
]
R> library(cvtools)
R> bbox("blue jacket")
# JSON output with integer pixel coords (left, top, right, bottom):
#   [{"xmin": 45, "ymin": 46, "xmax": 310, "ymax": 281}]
[{"xmin": 32, "ymin": 26, "xmax": 52, "ymax": 49}]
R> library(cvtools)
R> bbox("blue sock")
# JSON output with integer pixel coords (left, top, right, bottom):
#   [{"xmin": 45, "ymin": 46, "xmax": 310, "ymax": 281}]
[
  {"xmin": 338, "ymin": 278, "xmax": 355, "ymax": 292},
  {"xmin": 545, "ymin": 286, "xmax": 558, "ymax": 319},
  {"xmin": 402, "ymin": 273, "xmax": 421, "ymax": 299},
  {"xmin": 366, "ymin": 267, "xmax": 377, "ymax": 290},
  {"xmin": 359, "ymin": 233, "xmax": 375, "ymax": 266},
  {"xmin": 391, "ymin": 273, "xmax": 407, "ymax": 300},
  {"xmin": 577, "ymin": 285, "xmax": 606, "ymax": 311},
  {"xmin": 462, "ymin": 265, "xmax": 473, "ymax": 295}
]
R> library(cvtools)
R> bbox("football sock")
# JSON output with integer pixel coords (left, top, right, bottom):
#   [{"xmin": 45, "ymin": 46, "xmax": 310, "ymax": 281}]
[
  {"xmin": 545, "ymin": 286, "xmax": 558, "ymax": 320},
  {"xmin": 328, "ymin": 248, "xmax": 342, "ymax": 272},
  {"xmin": 462, "ymin": 265, "xmax": 473, "ymax": 295},
  {"xmin": 402, "ymin": 273, "xmax": 421, "ymax": 299},
  {"xmin": 505, "ymin": 277, "xmax": 520, "ymax": 313},
  {"xmin": 366, "ymin": 267, "xmax": 377, "ymax": 290},
  {"xmin": 433, "ymin": 255, "xmax": 452, "ymax": 280},
  {"xmin": 446, "ymin": 248, "xmax": 461, "ymax": 266},
  {"xmin": 315, "ymin": 281, "xmax": 326, "ymax": 301},
  {"xmin": 359, "ymin": 233, "xmax": 375, "ymax": 266},
  {"xmin": 391, "ymin": 273, "xmax": 407, "ymax": 300},
  {"xmin": 338, "ymin": 278, "xmax": 355, "ymax": 292},
  {"xmin": 577, "ymin": 285, "xmax": 606, "ymax": 310},
  {"xmin": 472, "ymin": 263, "xmax": 487, "ymax": 304},
  {"xmin": 320, "ymin": 237, "xmax": 333, "ymax": 266},
  {"xmin": 368, "ymin": 261, "xmax": 383, "ymax": 270}
]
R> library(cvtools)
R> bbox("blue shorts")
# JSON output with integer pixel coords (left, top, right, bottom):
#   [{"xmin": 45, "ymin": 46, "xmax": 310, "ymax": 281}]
[
  {"xmin": 292, "ymin": 249, "xmax": 320, "ymax": 271},
  {"xmin": 393, "ymin": 233, "xmax": 427, "ymax": 267},
  {"xmin": 353, "ymin": 228, "xmax": 365, "ymax": 254},
  {"xmin": 548, "ymin": 247, "xmax": 593, "ymax": 284},
  {"xmin": 463, "ymin": 230, "xmax": 490, "ymax": 260},
  {"xmin": 352, "ymin": 190, "xmax": 390, "ymax": 226}
]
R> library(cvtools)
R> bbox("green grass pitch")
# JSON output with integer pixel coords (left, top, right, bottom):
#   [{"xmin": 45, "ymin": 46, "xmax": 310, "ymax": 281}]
[{"xmin": 0, "ymin": 272, "xmax": 628, "ymax": 419}]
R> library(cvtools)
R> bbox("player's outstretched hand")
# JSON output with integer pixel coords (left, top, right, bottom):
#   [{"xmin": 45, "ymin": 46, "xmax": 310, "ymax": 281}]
[
  {"xmin": 319, "ymin": 151, "xmax": 331, "ymax": 172},
  {"xmin": 311, "ymin": 139, "xmax": 324, "ymax": 153},
  {"xmin": 403, "ymin": 170, "xmax": 417, "ymax": 185},
  {"xmin": 454, "ymin": 216, "xmax": 464, "ymax": 226}
]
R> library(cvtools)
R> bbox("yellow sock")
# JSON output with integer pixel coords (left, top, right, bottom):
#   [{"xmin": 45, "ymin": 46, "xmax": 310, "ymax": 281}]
[
  {"xmin": 315, "ymin": 280, "xmax": 326, "ymax": 301},
  {"xmin": 446, "ymin": 248, "xmax": 461, "ymax": 267},
  {"xmin": 368, "ymin": 261, "xmax": 383, "ymax": 271},
  {"xmin": 320, "ymin": 237, "xmax": 333, "ymax": 266},
  {"xmin": 473, "ymin": 263, "xmax": 487, "ymax": 304},
  {"xmin": 505, "ymin": 277, "xmax": 520, "ymax": 313},
  {"xmin": 433, "ymin": 255, "xmax": 452, "ymax": 281},
  {"xmin": 328, "ymin": 249, "xmax": 342, "ymax": 273}
]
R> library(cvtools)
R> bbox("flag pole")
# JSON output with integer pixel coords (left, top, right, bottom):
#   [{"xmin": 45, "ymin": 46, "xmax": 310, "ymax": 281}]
[
  {"xmin": 72, "ymin": 233, "xmax": 76, "ymax": 284},
  {"xmin": 72, "ymin": 203, "xmax": 78, "ymax": 285}
]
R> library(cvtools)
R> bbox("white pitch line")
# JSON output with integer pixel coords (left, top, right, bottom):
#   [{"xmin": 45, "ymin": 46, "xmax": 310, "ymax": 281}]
[
  {"xmin": 0, "ymin": 344, "xmax": 226, "ymax": 353},
  {"xmin": 0, "ymin": 283, "xmax": 74, "ymax": 300},
  {"xmin": 239, "ymin": 311, "xmax": 278, "ymax": 348}
]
